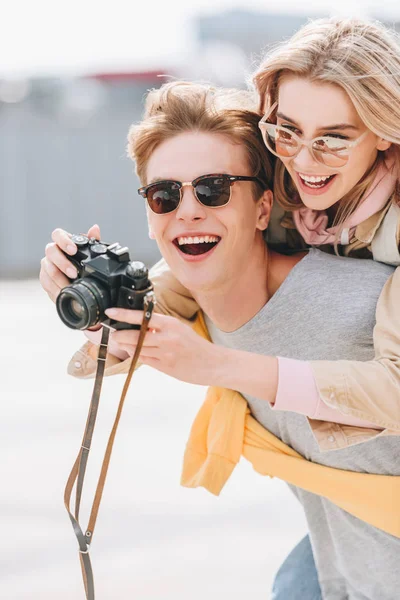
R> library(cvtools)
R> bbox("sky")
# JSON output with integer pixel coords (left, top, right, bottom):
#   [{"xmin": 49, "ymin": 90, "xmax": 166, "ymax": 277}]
[{"xmin": 1, "ymin": 0, "xmax": 399, "ymax": 77}]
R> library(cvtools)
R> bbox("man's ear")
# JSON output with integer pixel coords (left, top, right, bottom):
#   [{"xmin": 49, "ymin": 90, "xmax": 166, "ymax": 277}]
[
  {"xmin": 256, "ymin": 189, "xmax": 273, "ymax": 231},
  {"xmin": 146, "ymin": 205, "xmax": 156, "ymax": 239}
]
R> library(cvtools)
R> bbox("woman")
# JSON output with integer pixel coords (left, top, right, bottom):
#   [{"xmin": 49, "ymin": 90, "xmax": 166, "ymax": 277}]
[{"xmin": 254, "ymin": 17, "xmax": 400, "ymax": 263}]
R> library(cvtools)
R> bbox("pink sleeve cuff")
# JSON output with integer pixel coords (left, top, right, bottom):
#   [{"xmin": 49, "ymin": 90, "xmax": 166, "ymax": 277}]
[
  {"xmin": 274, "ymin": 357, "xmax": 380, "ymax": 428},
  {"xmin": 274, "ymin": 357, "xmax": 320, "ymax": 416}
]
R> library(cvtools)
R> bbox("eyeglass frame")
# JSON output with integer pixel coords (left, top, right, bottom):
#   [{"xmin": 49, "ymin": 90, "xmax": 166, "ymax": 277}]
[
  {"xmin": 258, "ymin": 102, "xmax": 369, "ymax": 167},
  {"xmin": 138, "ymin": 173, "xmax": 266, "ymax": 214}
]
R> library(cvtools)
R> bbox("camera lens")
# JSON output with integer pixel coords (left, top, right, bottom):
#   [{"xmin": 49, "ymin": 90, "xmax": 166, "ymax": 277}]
[
  {"xmin": 56, "ymin": 277, "xmax": 110, "ymax": 330},
  {"xmin": 70, "ymin": 299, "xmax": 85, "ymax": 318}
]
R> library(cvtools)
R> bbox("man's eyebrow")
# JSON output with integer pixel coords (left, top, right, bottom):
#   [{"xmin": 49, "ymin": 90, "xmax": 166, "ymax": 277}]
[
  {"xmin": 148, "ymin": 176, "xmax": 175, "ymax": 184},
  {"xmin": 276, "ymin": 111, "xmax": 359, "ymax": 131}
]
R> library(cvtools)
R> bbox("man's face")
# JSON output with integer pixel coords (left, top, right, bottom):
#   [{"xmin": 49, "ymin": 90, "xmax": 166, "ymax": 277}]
[{"xmin": 145, "ymin": 131, "xmax": 270, "ymax": 295}]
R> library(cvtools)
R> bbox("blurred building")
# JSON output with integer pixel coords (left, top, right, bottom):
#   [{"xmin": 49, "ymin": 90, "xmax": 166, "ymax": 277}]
[{"xmin": 0, "ymin": 71, "xmax": 165, "ymax": 277}]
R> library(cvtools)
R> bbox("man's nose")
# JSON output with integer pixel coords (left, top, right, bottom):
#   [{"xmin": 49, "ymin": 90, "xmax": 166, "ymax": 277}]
[{"xmin": 175, "ymin": 185, "xmax": 207, "ymax": 221}]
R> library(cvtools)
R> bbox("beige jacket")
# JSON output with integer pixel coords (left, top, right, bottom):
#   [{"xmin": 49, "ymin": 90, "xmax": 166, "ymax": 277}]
[
  {"xmin": 278, "ymin": 199, "xmax": 400, "ymax": 265},
  {"xmin": 68, "ymin": 200, "xmax": 400, "ymax": 452}
]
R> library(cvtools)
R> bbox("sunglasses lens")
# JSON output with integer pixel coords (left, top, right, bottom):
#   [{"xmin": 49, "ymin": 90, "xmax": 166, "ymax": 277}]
[
  {"xmin": 147, "ymin": 182, "xmax": 180, "ymax": 214},
  {"xmin": 195, "ymin": 176, "xmax": 230, "ymax": 207},
  {"xmin": 264, "ymin": 125, "xmax": 298, "ymax": 158},
  {"xmin": 313, "ymin": 139, "xmax": 349, "ymax": 167}
]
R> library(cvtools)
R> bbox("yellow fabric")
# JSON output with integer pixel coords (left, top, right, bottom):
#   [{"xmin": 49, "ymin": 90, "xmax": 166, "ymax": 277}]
[{"xmin": 181, "ymin": 312, "xmax": 400, "ymax": 539}]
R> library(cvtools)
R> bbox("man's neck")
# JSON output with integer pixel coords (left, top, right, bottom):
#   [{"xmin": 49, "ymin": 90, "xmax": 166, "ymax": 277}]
[{"xmin": 191, "ymin": 245, "xmax": 304, "ymax": 332}]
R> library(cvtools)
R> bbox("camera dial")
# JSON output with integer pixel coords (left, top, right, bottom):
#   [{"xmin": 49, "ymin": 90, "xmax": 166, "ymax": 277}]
[
  {"xmin": 91, "ymin": 243, "xmax": 108, "ymax": 255},
  {"xmin": 71, "ymin": 234, "xmax": 90, "ymax": 247},
  {"xmin": 126, "ymin": 261, "xmax": 147, "ymax": 278}
]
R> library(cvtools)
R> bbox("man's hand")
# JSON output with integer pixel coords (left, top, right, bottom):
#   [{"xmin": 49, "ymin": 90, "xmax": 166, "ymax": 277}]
[
  {"xmin": 39, "ymin": 224, "xmax": 101, "ymax": 303},
  {"xmin": 104, "ymin": 308, "xmax": 222, "ymax": 386}
]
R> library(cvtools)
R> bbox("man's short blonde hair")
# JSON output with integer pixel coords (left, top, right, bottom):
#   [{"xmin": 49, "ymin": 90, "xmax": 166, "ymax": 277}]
[{"xmin": 127, "ymin": 81, "xmax": 273, "ymax": 197}]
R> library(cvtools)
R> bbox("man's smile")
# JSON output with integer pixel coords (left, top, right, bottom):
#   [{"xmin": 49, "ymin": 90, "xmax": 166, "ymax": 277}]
[{"xmin": 172, "ymin": 233, "xmax": 221, "ymax": 256}]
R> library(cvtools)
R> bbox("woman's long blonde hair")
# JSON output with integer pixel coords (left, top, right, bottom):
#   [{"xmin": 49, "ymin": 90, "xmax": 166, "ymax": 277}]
[{"xmin": 253, "ymin": 17, "xmax": 400, "ymax": 226}]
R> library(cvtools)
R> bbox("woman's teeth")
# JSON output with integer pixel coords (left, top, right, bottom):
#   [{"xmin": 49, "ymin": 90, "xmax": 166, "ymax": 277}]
[
  {"xmin": 299, "ymin": 173, "xmax": 334, "ymax": 188},
  {"xmin": 177, "ymin": 235, "xmax": 219, "ymax": 245}
]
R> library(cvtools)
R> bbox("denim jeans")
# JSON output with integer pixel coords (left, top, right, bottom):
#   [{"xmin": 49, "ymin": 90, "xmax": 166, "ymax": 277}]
[{"xmin": 271, "ymin": 535, "xmax": 322, "ymax": 600}]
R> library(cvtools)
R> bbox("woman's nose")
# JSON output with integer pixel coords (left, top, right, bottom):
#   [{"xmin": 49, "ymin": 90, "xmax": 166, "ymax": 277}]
[{"xmin": 292, "ymin": 144, "xmax": 320, "ymax": 171}]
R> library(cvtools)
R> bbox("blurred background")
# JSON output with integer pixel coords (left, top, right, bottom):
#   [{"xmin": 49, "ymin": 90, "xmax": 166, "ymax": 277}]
[{"xmin": 1, "ymin": 1, "xmax": 398, "ymax": 598}]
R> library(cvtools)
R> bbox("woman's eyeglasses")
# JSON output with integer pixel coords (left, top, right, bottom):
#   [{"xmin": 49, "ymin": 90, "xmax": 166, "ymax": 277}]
[
  {"xmin": 258, "ymin": 102, "xmax": 368, "ymax": 168},
  {"xmin": 138, "ymin": 173, "xmax": 265, "ymax": 215}
]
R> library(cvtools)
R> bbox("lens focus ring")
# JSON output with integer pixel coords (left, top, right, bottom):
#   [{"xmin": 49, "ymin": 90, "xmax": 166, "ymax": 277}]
[{"xmin": 56, "ymin": 278, "xmax": 110, "ymax": 330}]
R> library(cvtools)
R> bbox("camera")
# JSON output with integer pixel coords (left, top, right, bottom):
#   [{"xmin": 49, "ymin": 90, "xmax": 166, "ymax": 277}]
[{"xmin": 56, "ymin": 234, "xmax": 154, "ymax": 331}]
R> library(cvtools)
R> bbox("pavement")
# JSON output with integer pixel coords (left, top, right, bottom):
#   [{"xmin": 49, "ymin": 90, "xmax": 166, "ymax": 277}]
[{"xmin": 0, "ymin": 279, "xmax": 307, "ymax": 600}]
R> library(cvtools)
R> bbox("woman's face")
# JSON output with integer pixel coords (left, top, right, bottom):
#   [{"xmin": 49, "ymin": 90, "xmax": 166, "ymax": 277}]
[{"xmin": 274, "ymin": 76, "xmax": 391, "ymax": 211}]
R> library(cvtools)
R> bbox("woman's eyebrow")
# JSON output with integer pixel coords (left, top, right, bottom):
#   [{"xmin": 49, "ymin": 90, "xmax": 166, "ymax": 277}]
[
  {"xmin": 319, "ymin": 123, "xmax": 359, "ymax": 132},
  {"xmin": 276, "ymin": 111, "xmax": 359, "ymax": 132}
]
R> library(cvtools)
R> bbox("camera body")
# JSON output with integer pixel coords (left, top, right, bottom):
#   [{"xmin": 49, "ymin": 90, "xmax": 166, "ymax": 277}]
[{"xmin": 56, "ymin": 234, "xmax": 154, "ymax": 331}]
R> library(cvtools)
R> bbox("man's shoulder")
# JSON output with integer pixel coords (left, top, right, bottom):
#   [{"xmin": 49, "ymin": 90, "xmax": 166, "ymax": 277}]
[
  {"xmin": 302, "ymin": 250, "xmax": 395, "ymax": 302},
  {"xmin": 275, "ymin": 248, "xmax": 395, "ymax": 300},
  {"xmin": 310, "ymin": 248, "xmax": 395, "ymax": 277}
]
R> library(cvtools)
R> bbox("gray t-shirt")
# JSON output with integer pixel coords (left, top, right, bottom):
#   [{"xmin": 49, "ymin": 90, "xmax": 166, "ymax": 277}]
[{"xmin": 205, "ymin": 249, "xmax": 399, "ymax": 600}]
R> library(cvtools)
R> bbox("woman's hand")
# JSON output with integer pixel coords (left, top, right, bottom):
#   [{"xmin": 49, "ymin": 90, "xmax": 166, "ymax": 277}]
[
  {"xmin": 105, "ymin": 307, "xmax": 279, "ymax": 400},
  {"xmin": 39, "ymin": 224, "xmax": 101, "ymax": 303},
  {"xmin": 104, "ymin": 308, "xmax": 223, "ymax": 386}
]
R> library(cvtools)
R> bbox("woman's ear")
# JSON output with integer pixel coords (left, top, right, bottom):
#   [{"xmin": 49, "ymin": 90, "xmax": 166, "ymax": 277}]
[
  {"xmin": 377, "ymin": 139, "xmax": 392, "ymax": 152},
  {"xmin": 256, "ymin": 189, "xmax": 273, "ymax": 231}
]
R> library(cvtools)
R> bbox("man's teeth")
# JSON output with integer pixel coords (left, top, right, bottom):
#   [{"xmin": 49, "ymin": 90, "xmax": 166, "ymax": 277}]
[
  {"xmin": 299, "ymin": 173, "xmax": 333, "ymax": 186},
  {"xmin": 177, "ymin": 235, "xmax": 219, "ymax": 245}
]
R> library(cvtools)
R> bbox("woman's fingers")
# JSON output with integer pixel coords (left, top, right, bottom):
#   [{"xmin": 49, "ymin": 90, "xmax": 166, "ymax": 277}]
[
  {"xmin": 119, "ymin": 345, "xmax": 161, "ymax": 360},
  {"xmin": 111, "ymin": 328, "xmax": 159, "ymax": 347},
  {"xmin": 105, "ymin": 308, "xmax": 164, "ymax": 329}
]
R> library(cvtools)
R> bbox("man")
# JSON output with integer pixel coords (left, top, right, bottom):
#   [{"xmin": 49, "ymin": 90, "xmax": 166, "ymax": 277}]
[{"xmin": 40, "ymin": 82, "xmax": 400, "ymax": 600}]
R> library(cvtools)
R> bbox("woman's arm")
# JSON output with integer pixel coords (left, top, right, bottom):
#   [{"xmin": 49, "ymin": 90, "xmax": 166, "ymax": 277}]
[
  {"xmin": 216, "ymin": 268, "xmax": 400, "ymax": 430},
  {"xmin": 101, "ymin": 294, "xmax": 398, "ymax": 431},
  {"xmin": 309, "ymin": 266, "xmax": 400, "ymax": 430},
  {"xmin": 68, "ymin": 257, "xmax": 400, "ymax": 432}
]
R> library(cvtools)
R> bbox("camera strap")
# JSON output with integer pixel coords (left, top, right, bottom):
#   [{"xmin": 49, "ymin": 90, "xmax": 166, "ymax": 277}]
[{"xmin": 64, "ymin": 294, "xmax": 155, "ymax": 600}]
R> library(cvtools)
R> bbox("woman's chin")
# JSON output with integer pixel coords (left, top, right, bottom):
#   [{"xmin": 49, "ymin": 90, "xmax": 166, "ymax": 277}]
[{"xmin": 297, "ymin": 190, "xmax": 340, "ymax": 212}]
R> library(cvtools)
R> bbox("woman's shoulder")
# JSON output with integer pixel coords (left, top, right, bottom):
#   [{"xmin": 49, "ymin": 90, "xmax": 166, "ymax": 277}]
[{"xmin": 369, "ymin": 201, "xmax": 400, "ymax": 266}]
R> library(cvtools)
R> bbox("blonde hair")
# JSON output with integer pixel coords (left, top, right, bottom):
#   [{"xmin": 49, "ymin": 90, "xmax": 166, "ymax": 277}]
[
  {"xmin": 127, "ymin": 81, "xmax": 273, "ymax": 196},
  {"xmin": 253, "ymin": 17, "xmax": 400, "ymax": 227}
]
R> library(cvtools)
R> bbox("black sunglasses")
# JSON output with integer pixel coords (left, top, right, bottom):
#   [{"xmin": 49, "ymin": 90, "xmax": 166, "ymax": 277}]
[{"xmin": 138, "ymin": 173, "xmax": 265, "ymax": 215}]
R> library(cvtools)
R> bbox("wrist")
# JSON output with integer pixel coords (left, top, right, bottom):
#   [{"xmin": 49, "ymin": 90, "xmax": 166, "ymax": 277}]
[{"xmin": 213, "ymin": 347, "xmax": 278, "ymax": 403}]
